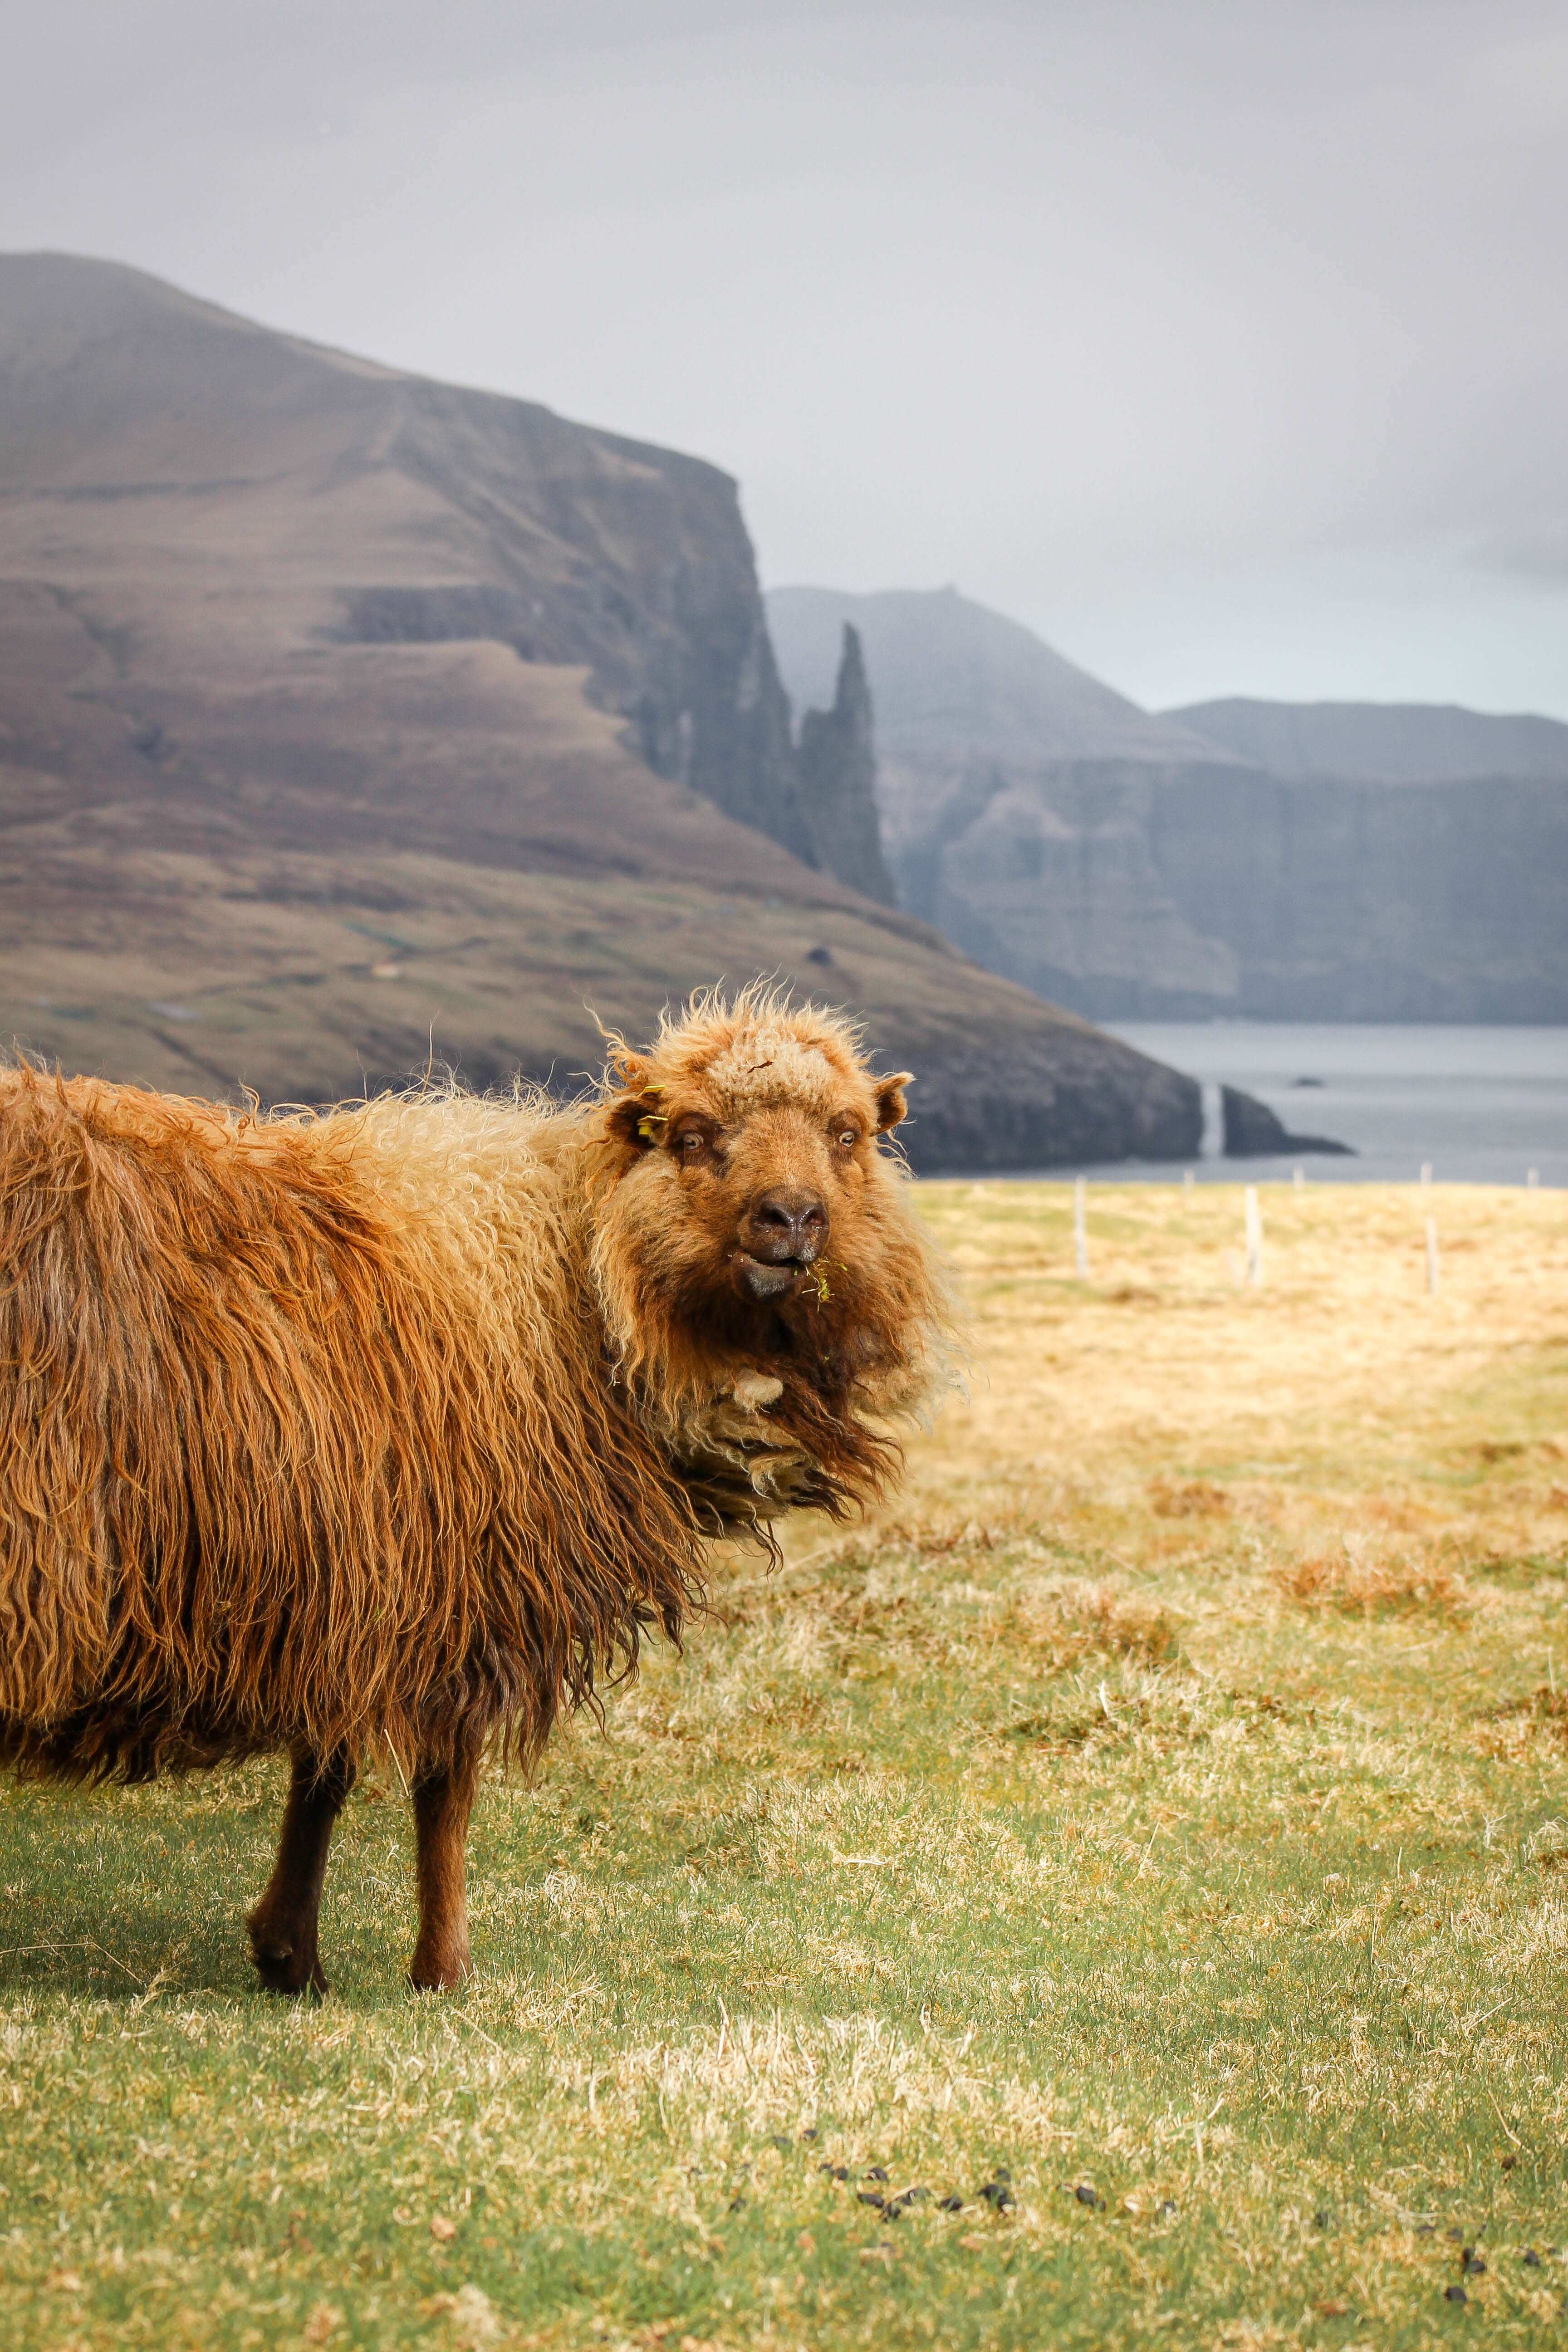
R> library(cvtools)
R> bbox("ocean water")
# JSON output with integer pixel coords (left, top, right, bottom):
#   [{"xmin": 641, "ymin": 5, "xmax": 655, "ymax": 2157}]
[{"xmin": 1076, "ymin": 1023, "xmax": 1568, "ymax": 1186}]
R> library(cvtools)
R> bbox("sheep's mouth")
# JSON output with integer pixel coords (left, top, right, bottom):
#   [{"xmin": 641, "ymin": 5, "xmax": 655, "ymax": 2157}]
[{"xmin": 734, "ymin": 1252, "xmax": 808, "ymax": 1303}]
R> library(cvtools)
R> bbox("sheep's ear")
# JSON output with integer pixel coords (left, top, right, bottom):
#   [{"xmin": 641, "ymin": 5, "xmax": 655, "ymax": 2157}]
[
  {"xmin": 605, "ymin": 1089, "xmax": 666, "ymax": 1152},
  {"xmin": 874, "ymin": 1071, "xmax": 914, "ymax": 1132}
]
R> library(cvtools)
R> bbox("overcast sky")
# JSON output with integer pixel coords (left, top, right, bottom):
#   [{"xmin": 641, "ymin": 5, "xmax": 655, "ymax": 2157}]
[{"xmin": 5, "ymin": 0, "xmax": 1567, "ymax": 715}]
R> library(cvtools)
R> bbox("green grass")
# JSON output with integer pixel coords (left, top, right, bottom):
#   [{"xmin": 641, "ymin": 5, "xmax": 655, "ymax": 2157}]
[{"xmin": 3, "ymin": 1181, "xmax": 1568, "ymax": 2348}]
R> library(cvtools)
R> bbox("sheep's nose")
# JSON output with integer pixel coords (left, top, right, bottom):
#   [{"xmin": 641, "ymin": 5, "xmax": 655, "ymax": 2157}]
[{"xmin": 745, "ymin": 1187, "xmax": 828, "ymax": 1264}]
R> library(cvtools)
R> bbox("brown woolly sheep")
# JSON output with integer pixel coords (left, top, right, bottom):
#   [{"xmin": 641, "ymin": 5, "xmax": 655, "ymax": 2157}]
[{"xmin": 0, "ymin": 988, "xmax": 955, "ymax": 1994}]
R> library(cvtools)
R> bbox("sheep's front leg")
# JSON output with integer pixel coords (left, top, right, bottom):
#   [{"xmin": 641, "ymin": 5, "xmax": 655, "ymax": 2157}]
[
  {"xmin": 408, "ymin": 1752, "xmax": 479, "ymax": 1990},
  {"xmin": 247, "ymin": 1746, "xmax": 357, "ymax": 1996}
]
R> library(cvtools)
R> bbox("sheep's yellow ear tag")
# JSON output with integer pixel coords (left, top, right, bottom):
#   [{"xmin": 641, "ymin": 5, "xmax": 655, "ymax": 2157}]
[
  {"xmin": 636, "ymin": 1083, "xmax": 668, "ymax": 1142},
  {"xmin": 610, "ymin": 1088, "xmax": 666, "ymax": 1152}
]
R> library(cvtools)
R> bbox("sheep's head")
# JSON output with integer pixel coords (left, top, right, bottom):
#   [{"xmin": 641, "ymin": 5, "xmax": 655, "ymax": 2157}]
[{"xmin": 588, "ymin": 989, "xmax": 956, "ymax": 1522}]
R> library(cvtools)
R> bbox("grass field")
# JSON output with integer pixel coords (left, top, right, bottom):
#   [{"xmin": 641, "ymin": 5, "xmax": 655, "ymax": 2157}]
[{"xmin": 3, "ymin": 1177, "xmax": 1567, "ymax": 2351}]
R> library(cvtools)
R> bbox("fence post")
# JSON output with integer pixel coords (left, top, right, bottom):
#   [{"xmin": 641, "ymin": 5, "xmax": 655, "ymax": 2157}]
[
  {"xmin": 1426, "ymin": 1215, "xmax": 1440, "ymax": 1296},
  {"xmin": 1245, "ymin": 1185, "xmax": 1262, "ymax": 1288},
  {"xmin": 1074, "ymin": 1175, "xmax": 1088, "ymax": 1278},
  {"xmin": 1293, "ymin": 1166, "xmax": 1304, "ymax": 1197}
]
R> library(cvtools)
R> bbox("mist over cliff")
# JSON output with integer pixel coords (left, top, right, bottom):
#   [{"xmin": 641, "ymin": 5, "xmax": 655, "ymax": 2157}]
[{"xmin": 768, "ymin": 585, "xmax": 1568, "ymax": 1022}]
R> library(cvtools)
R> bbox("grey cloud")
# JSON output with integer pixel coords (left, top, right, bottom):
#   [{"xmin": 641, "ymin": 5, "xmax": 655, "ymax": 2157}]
[
  {"xmin": 2, "ymin": 0, "xmax": 1566, "ymax": 711},
  {"xmin": 1473, "ymin": 524, "xmax": 1568, "ymax": 583}
]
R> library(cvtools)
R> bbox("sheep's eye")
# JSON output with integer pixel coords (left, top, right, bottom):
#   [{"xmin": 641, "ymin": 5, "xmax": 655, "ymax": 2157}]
[
  {"xmin": 836, "ymin": 1128, "xmax": 859, "ymax": 1150},
  {"xmin": 681, "ymin": 1131, "xmax": 705, "ymax": 1153}
]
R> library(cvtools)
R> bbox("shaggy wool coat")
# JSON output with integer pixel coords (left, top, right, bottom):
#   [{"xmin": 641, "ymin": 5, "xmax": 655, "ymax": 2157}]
[{"xmin": 0, "ymin": 998, "xmax": 953, "ymax": 1793}]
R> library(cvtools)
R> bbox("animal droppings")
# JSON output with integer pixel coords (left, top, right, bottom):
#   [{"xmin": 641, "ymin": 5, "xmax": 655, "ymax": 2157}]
[
  {"xmin": 1313, "ymin": 2210, "xmax": 1331, "ymax": 2229},
  {"xmin": 1156, "ymin": 2201, "xmax": 1179, "ymax": 2220},
  {"xmin": 866, "ymin": 2166, "xmax": 889, "ymax": 2182},
  {"xmin": 1075, "ymin": 2185, "xmax": 1098, "ymax": 2207},
  {"xmin": 980, "ymin": 2182, "xmax": 1016, "ymax": 2210},
  {"xmin": 1524, "ymin": 2251, "xmax": 1544, "ymax": 2268},
  {"xmin": 857, "ymin": 2192, "xmax": 885, "ymax": 2210},
  {"xmin": 939, "ymin": 2195, "xmax": 965, "ymax": 2213},
  {"xmin": 1446, "ymin": 2285, "xmax": 1468, "ymax": 2304},
  {"xmin": 1417, "ymin": 2225, "xmax": 1436, "ymax": 2236},
  {"xmin": 799, "ymin": 2128, "xmax": 820, "ymax": 2141},
  {"xmin": 1463, "ymin": 2255, "xmax": 1486, "ymax": 2276}
]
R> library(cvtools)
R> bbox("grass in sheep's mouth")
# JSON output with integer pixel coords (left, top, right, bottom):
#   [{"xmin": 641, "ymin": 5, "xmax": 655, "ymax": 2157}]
[{"xmin": 2, "ymin": 1180, "xmax": 1567, "ymax": 2349}]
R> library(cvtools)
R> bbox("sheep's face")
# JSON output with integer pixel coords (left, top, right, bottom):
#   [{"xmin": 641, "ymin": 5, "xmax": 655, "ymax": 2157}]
[{"xmin": 589, "ymin": 998, "xmax": 948, "ymax": 1443}]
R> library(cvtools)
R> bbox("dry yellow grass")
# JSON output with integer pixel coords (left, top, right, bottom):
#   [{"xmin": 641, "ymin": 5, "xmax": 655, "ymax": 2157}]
[
  {"xmin": 1, "ymin": 1177, "xmax": 1566, "ymax": 2350},
  {"xmin": 910, "ymin": 1175, "xmax": 1564, "ymax": 1558}
]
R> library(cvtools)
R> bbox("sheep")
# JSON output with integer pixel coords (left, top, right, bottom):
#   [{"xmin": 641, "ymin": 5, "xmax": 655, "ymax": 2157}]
[{"xmin": 0, "ymin": 987, "xmax": 955, "ymax": 1992}]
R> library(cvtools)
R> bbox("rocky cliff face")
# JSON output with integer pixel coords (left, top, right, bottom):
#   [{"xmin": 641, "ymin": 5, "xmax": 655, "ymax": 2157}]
[
  {"xmin": 794, "ymin": 625, "xmax": 896, "ymax": 906},
  {"xmin": 927, "ymin": 758, "xmax": 1245, "ymax": 1017},
  {"xmin": 768, "ymin": 586, "xmax": 1568, "ymax": 1021},
  {"xmin": 328, "ymin": 377, "xmax": 820, "ymax": 866},
  {"xmin": 926, "ymin": 755, "xmax": 1568, "ymax": 1020}
]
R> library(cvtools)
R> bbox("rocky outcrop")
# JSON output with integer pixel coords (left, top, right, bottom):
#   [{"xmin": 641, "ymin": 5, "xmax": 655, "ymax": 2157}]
[
  {"xmin": 794, "ymin": 625, "xmax": 896, "ymax": 905},
  {"xmin": 1221, "ymin": 1087, "xmax": 1353, "ymax": 1159},
  {"xmin": 894, "ymin": 1026, "xmax": 1201, "ymax": 1172}
]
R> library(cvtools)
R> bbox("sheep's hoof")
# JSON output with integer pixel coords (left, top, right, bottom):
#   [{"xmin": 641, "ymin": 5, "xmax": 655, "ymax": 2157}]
[
  {"xmin": 247, "ymin": 1916, "xmax": 328, "ymax": 1998},
  {"xmin": 407, "ymin": 1942, "xmax": 470, "ymax": 1993}
]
